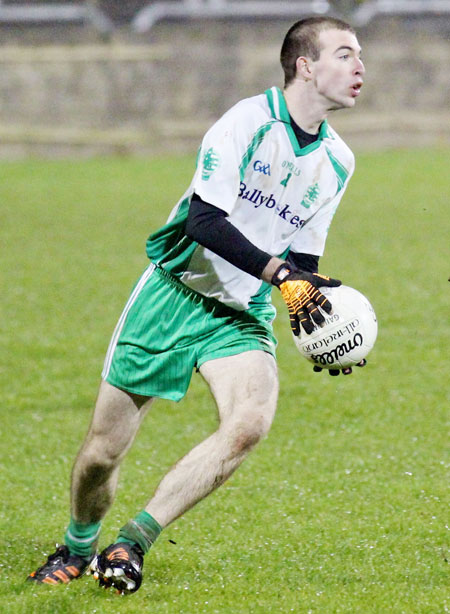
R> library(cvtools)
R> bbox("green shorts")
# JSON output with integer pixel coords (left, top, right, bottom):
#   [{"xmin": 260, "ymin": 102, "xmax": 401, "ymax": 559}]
[{"xmin": 102, "ymin": 264, "xmax": 277, "ymax": 401}]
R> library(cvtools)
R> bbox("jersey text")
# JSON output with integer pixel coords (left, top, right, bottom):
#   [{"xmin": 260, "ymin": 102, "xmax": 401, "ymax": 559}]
[{"xmin": 239, "ymin": 181, "xmax": 306, "ymax": 229}]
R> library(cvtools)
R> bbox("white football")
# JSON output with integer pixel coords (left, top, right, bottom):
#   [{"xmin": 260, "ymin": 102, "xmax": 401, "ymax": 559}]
[{"xmin": 293, "ymin": 285, "xmax": 378, "ymax": 370}]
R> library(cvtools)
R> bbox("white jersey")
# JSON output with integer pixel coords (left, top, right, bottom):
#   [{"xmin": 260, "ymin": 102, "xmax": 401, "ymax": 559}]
[{"xmin": 146, "ymin": 86, "xmax": 355, "ymax": 311}]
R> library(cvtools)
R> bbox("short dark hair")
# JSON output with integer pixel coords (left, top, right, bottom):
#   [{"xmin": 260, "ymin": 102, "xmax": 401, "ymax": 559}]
[{"xmin": 280, "ymin": 16, "xmax": 355, "ymax": 87}]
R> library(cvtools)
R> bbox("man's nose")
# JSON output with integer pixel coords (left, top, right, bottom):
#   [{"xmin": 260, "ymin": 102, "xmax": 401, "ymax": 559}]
[{"xmin": 355, "ymin": 58, "xmax": 365, "ymax": 76}]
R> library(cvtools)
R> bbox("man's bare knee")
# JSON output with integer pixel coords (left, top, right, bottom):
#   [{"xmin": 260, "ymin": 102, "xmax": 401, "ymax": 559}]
[
  {"xmin": 82, "ymin": 381, "xmax": 153, "ymax": 465},
  {"xmin": 74, "ymin": 436, "xmax": 121, "ymax": 486},
  {"xmin": 227, "ymin": 406, "xmax": 275, "ymax": 456},
  {"xmin": 229, "ymin": 423, "xmax": 265, "ymax": 455}
]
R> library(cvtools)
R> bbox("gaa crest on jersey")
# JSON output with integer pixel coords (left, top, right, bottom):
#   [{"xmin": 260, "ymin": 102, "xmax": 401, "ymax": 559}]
[
  {"xmin": 253, "ymin": 160, "xmax": 271, "ymax": 175},
  {"xmin": 201, "ymin": 147, "xmax": 221, "ymax": 181}
]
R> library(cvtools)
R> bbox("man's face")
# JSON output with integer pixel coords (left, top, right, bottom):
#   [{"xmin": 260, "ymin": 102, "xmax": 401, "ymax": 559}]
[{"xmin": 310, "ymin": 28, "xmax": 365, "ymax": 110}]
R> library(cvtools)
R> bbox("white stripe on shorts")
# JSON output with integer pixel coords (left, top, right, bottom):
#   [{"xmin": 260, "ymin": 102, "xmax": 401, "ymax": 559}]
[{"xmin": 102, "ymin": 263, "xmax": 156, "ymax": 380}]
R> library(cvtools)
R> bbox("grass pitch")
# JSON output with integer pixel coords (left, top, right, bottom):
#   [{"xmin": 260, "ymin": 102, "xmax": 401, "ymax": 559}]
[{"xmin": 0, "ymin": 149, "xmax": 448, "ymax": 613}]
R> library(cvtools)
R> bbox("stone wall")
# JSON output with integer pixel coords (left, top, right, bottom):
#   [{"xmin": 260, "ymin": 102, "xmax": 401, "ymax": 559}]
[{"xmin": 0, "ymin": 16, "xmax": 449, "ymax": 157}]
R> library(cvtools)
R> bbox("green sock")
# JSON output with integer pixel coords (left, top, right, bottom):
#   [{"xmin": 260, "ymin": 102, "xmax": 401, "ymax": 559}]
[
  {"xmin": 64, "ymin": 517, "xmax": 101, "ymax": 558},
  {"xmin": 117, "ymin": 510, "xmax": 162, "ymax": 554}
]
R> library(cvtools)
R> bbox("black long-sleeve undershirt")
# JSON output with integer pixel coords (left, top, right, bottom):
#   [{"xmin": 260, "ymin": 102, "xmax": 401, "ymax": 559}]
[
  {"xmin": 184, "ymin": 118, "xmax": 321, "ymax": 279},
  {"xmin": 185, "ymin": 196, "xmax": 319, "ymax": 278},
  {"xmin": 185, "ymin": 197, "xmax": 272, "ymax": 278}
]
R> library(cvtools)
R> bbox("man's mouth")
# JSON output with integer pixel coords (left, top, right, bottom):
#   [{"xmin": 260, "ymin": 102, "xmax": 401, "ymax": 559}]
[{"xmin": 351, "ymin": 82, "xmax": 363, "ymax": 97}]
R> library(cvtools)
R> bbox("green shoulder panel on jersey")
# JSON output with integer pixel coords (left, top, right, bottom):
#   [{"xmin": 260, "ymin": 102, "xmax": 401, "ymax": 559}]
[
  {"xmin": 325, "ymin": 147, "xmax": 350, "ymax": 193},
  {"xmin": 239, "ymin": 121, "xmax": 275, "ymax": 181},
  {"xmin": 146, "ymin": 196, "xmax": 199, "ymax": 276}
]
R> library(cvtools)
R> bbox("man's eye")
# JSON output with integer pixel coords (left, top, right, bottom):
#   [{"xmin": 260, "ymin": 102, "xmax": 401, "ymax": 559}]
[{"xmin": 340, "ymin": 54, "xmax": 349, "ymax": 60}]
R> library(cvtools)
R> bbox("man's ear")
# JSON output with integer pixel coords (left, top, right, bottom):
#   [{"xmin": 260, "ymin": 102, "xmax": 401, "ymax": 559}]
[{"xmin": 295, "ymin": 56, "xmax": 313, "ymax": 81}]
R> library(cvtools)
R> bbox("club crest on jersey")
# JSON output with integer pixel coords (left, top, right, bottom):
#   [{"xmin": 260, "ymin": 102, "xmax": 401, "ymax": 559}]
[
  {"xmin": 301, "ymin": 183, "xmax": 320, "ymax": 208},
  {"xmin": 201, "ymin": 147, "xmax": 220, "ymax": 181}
]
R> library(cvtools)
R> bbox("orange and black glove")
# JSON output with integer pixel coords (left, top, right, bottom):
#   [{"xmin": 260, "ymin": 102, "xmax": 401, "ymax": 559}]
[{"xmin": 272, "ymin": 263, "xmax": 341, "ymax": 335}]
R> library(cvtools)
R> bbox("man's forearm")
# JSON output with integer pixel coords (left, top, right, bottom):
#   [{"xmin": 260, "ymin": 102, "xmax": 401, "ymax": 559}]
[{"xmin": 187, "ymin": 196, "xmax": 319, "ymax": 284}]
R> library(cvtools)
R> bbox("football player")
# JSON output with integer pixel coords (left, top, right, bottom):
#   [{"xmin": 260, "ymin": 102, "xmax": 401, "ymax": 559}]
[{"xmin": 29, "ymin": 16, "xmax": 365, "ymax": 593}]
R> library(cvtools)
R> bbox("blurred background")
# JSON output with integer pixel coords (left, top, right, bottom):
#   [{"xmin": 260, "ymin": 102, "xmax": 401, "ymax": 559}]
[
  {"xmin": 0, "ymin": 0, "xmax": 449, "ymax": 158},
  {"xmin": 1, "ymin": 9, "xmax": 449, "ymax": 611}
]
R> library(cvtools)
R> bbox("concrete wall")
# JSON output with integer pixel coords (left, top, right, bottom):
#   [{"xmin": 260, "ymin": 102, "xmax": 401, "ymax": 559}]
[{"xmin": 0, "ymin": 16, "xmax": 449, "ymax": 157}]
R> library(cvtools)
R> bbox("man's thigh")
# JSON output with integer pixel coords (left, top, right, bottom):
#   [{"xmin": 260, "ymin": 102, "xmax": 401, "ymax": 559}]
[
  {"xmin": 83, "ymin": 380, "xmax": 152, "ymax": 458},
  {"xmin": 199, "ymin": 350, "xmax": 279, "ymax": 424}
]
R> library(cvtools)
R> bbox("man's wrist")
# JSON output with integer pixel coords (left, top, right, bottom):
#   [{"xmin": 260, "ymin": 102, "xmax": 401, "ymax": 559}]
[
  {"xmin": 271, "ymin": 262, "xmax": 294, "ymax": 287},
  {"xmin": 261, "ymin": 257, "xmax": 288, "ymax": 284}
]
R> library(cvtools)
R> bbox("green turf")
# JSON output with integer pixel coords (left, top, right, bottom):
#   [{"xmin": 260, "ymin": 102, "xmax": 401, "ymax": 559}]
[{"xmin": 0, "ymin": 149, "xmax": 448, "ymax": 613}]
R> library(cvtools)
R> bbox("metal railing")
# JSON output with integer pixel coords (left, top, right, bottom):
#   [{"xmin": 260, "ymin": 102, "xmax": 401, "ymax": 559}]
[
  {"xmin": 0, "ymin": 1, "xmax": 114, "ymax": 35},
  {"xmin": 0, "ymin": 0, "xmax": 449, "ymax": 33},
  {"xmin": 132, "ymin": 0, "xmax": 331, "ymax": 33},
  {"xmin": 353, "ymin": 0, "xmax": 450, "ymax": 25}
]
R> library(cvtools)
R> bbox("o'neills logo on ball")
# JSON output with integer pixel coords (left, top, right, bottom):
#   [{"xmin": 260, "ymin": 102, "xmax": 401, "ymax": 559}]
[
  {"xmin": 302, "ymin": 319, "xmax": 360, "ymax": 352},
  {"xmin": 310, "ymin": 333, "xmax": 364, "ymax": 365}
]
